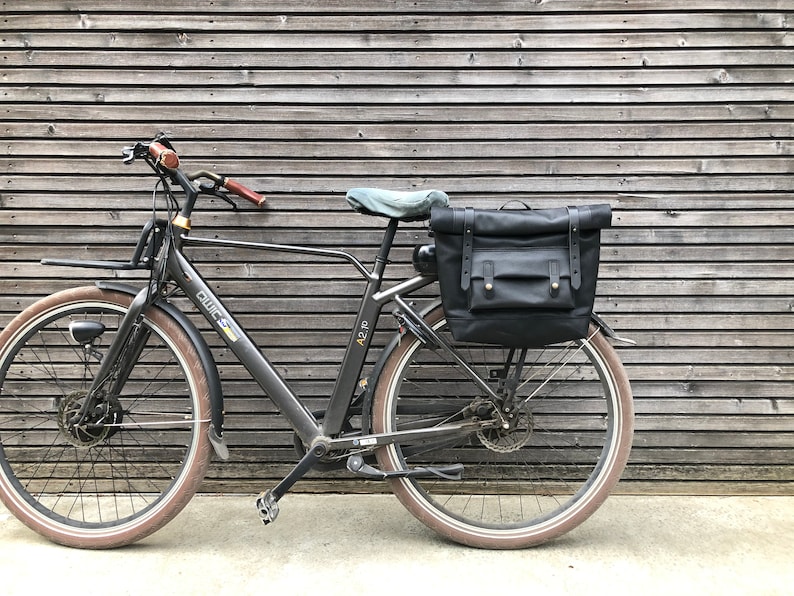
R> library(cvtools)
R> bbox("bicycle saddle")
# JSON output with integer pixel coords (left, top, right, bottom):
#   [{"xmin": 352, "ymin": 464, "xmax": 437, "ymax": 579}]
[{"xmin": 346, "ymin": 187, "xmax": 449, "ymax": 221}]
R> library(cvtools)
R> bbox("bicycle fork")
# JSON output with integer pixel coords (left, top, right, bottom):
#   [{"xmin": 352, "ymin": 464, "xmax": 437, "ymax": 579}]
[{"xmin": 66, "ymin": 284, "xmax": 153, "ymax": 432}]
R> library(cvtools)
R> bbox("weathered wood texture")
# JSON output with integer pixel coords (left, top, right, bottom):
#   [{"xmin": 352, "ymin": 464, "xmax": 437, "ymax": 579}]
[{"xmin": 1, "ymin": 1, "xmax": 792, "ymax": 495}]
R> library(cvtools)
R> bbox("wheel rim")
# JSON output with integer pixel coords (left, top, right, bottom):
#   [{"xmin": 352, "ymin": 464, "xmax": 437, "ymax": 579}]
[
  {"xmin": 0, "ymin": 299, "xmax": 205, "ymax": 536},
  {"xmin": 375, "ymin": 314, "xmax": 630, "ymax": 543}
]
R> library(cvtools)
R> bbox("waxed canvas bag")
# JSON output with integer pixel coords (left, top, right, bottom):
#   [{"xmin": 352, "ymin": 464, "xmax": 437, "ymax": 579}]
[{"xmin": 430, "ymin": 203, "xmax": 612, "ymax": 347}]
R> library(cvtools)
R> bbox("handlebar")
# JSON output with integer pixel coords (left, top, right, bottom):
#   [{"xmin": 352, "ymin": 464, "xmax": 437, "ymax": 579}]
[
  {"xmin": 124, "ymin": 137, "xmax": 266, "ymax": 208},
  {"xmin": 186, "ymin": 170, "xmax": 267, "ymax": 208},
  {"xmin": 148, "ymin": 142, "xmax": 180, "ymax": 169},
  {"xmin": 217, "ymin": 176, "xmax": 266, "ymax": 207}
]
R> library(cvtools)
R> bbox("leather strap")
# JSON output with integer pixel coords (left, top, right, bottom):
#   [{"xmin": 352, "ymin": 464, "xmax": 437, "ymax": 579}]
[
  {"xmin": 460, "ymin": 207, "xmax": 475, "ymax": 290},
  {"xmin": 567, "ymin": 206, "xmax": 581, "ymax": 290},
  {"xmin": 549, "ymin": 259, "xmax": 561, "ymax": 297},
  {"xmin": 483, "ymin": 261, "xmax": 495, "ymax": 298}
]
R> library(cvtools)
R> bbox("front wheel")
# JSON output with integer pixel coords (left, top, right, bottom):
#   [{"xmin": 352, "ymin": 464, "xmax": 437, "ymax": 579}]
[
  {"xmin": 0, "ymin": 286, "xmax": 213, "ymax": 548},
  {"xmin": 372, "ymin": 306, "xmax": 633, "ymax": 549}
]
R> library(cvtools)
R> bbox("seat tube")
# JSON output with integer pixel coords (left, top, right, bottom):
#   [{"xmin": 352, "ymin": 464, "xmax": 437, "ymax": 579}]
[{"xmin": 322, "ymin": 219, "xmax": 399, "ymax": 435}]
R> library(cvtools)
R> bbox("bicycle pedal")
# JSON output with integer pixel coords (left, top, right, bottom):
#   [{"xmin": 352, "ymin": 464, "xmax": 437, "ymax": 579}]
[{"xmin": 255, "ymin": 490, "xmax": 279, "ymax": 525}]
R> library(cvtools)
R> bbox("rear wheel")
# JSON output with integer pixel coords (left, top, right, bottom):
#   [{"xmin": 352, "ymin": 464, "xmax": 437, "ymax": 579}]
[
  {"xmin": 372, "ymin": 305, "xmax": 633, "ymax": 548},
  {"xmin": 0, "ymin": 286, "xmax": 213, "ymax": 548}
]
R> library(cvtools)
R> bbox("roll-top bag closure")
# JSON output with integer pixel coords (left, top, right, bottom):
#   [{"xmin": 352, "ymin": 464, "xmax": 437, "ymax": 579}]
[
  {"xmin": 431, "ymin": 203, "xmax": 612, "ymax": 237},
  {"xmin": 454, "ymin": 204, "xmax": 591, "ymax": 297}
]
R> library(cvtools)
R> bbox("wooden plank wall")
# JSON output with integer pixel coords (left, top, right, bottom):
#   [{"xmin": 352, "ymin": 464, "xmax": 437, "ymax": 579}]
[{"xmin": 1, "ymin": 1, "xmax": 792, "ymax": 495}]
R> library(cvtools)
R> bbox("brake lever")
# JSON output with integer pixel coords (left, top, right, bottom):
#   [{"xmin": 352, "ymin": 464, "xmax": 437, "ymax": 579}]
[
  {"xmin": 198, "ymin": 181, "xmax": 239, "ymax": 210},
  {"xmin": 121, "ymin": 145, "xmax": 136, "ymax": 164},
  {"xmin": 121, "ymin": 142, "xmax": 150, "ymax": 165}
]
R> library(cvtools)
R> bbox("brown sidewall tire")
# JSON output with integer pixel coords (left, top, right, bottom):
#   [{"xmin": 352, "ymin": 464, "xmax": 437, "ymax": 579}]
[
  {"xmin": 372, "ymin": 305, "xmax": 634, "ymax": 549},
  {"xmin": 0, "ymin": 287, "xmax": 213, "ymax": 548}
]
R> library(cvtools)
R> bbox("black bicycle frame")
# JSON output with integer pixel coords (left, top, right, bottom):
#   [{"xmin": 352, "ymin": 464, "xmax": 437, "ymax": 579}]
[
  {"xmin": 170, "ymin": 218, "xmax": 440, "ymax": 445},
  {"xmin": 53, "ymin": 214, "xmax": 501, "ymax": 456}
]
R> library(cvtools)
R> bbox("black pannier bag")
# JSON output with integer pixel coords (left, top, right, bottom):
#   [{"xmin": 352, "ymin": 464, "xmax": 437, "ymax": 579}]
[{"xmin": 430, "ymin": 203, "xmax": 612, "ymax": 347}]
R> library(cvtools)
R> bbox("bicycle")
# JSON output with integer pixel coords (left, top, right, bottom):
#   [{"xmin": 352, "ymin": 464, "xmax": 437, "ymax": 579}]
[{"xmin": 0, "ymin": 135, "xmax": 634, "ymax": 549}]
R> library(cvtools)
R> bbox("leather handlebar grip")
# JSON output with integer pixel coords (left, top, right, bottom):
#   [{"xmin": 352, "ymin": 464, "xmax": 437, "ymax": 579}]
[
  {"xmin": 223, "ymin": 178, "xmax": 266, "ymax": 207},
  {"xmin": 149, "ymin": 142, "xmax": 180, "ymax": 169}
]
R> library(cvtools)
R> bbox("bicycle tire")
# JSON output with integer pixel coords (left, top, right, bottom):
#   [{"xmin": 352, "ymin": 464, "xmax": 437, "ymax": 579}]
[
  {"xmin": 0, "ymin": 286, "xmax": 213, "ymax": 548},
  {"xmin": 372, "ymin": 305, "xmax": 633, "ymax": 549}
]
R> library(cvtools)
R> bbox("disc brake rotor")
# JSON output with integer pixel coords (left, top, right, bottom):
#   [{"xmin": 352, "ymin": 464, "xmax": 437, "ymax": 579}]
[
  {"xmin": 477, "ymin": 408, "xmax": 533, "ymax": 453},
  {"xmin": 57, "ymin": 390, "xmax": 123, "ymax": 448}
]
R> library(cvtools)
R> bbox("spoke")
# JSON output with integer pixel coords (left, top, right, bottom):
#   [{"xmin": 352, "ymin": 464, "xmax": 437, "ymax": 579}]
[
  {"xmin": 517, "ymin": 342, "xmax": 594, "ymax": 405},
  {"xmin": 111, "ymin": 417, "xmax": 210, "ymax": 428},
  {"xmin": 0, "ymin": 291, "xmax": 213, "ymax": 547}
]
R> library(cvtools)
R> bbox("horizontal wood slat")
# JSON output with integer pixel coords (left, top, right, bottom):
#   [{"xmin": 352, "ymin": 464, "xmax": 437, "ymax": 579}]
[{"xmin": 1, "ymin": 1, "xmax": 792, "ymax": 495}]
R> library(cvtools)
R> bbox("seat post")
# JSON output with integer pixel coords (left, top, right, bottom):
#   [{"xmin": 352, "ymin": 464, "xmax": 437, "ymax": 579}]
[{"xmin": 373, "ymin": 218, "xmax": 400, "ymax": 277}]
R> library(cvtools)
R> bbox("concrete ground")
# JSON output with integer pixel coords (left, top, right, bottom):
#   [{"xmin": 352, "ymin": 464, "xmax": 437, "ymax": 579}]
[{"xmin": 1, "ymin": 494, "xmax": 792, "ymax": 596}]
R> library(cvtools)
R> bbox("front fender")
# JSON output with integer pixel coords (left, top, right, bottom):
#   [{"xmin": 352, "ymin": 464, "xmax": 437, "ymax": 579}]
[{"xmin": 95, "ymin": 281, "xmax": 229, "ymax": 460}]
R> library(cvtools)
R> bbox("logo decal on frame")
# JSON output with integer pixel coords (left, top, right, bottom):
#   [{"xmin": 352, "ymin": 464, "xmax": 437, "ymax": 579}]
[{"xmin": 218, "ymin": 318, "xmax": 240, "ymax": 343}]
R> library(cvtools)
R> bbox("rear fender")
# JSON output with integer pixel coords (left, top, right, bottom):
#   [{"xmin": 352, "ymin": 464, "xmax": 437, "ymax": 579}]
[{"xmin": 590, "ymin": 312, "xmax": 637, "ymax": 345}]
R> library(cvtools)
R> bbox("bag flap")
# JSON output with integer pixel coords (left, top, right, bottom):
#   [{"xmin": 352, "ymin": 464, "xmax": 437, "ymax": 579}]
[
  {"xmin": 471, "ymin": 247, "xmax": 571, "ymax": 279},
  {"xmin": 431, "ymin": 204, "xmax": 612, "ymax": 236}
]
